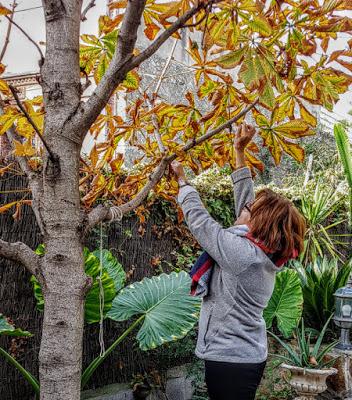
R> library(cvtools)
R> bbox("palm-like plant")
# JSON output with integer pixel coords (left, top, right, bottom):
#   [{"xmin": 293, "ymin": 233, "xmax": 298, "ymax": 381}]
[
  {"xmin": 268, "ymin": 317, "xmax": 338, "ymax": 369},
  {"xmin": 292, "ymin": 257, "xmax": 352, "ymax": 332},
  {"xmin": 299, "ymin": 183, "xmax": 349, "ymax": 265},
  {"xmin": 334, "ymin": 123, "xmax": 352, "ymax": 228}
]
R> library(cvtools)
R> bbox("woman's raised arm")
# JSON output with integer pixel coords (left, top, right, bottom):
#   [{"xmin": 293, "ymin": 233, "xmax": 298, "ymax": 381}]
[{"xmin": 232, "ymin": 124, "xmax": 256, "ymax": 218}]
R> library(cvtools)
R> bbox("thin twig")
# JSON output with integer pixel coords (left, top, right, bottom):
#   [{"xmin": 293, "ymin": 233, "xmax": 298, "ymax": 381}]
[
  {"xmin": 149, "ymin": 40, "xmax": 178, "ymax": 153},
  {"xmin": 5, "ymin": 15, "xmax": 44, "ymax": 64},
  {"xmin": 9, "ymin": 84, "xmax": 55, "ymax": 160},
  {"xmin": 81, "ymin": 0, "xmax": 96, "ymax": 21},
  {"xmin": 154, "ymin": 40, "xmax": 178, "ymax": 98},
  {"xmin": 0, "ymin": 2, "xmax": 17, "ymax": 63}
]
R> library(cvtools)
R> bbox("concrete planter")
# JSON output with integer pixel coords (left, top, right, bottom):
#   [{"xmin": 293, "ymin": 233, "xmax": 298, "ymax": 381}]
[{"xmin": 281, "ymin": 364, "xmax": 337, "ymax": 400}]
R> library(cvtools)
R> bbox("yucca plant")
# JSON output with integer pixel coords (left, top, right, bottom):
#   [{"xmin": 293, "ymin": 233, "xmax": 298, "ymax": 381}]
[
  {"xmin": 292, "ymin": 257, "xmax": 352, "ymax": 332},
  {"xmin": 268, "ymin": 317, "xmax": 338, "ymax": 369},
  {"xmin": 334, "ymin": 123, "xmax": 352, "ymax": 228},
  {"xmin": 299, "ymin": 182, "xmax": 349, "ymax": 265}
]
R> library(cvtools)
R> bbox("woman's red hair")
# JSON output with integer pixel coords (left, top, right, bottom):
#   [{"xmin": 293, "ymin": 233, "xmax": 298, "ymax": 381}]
[{"xmin": 249, "ymin": 189, "xmax": 306, "ymax": 258}]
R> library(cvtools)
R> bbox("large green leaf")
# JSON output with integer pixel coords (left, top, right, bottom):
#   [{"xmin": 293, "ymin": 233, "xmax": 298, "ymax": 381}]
[
  {"xmin": 92, "ymin": 249, "xmax": 125, "ymax": 292},
  {"xmin": 107, "ymin": 271, "xmax": 201, "ymax": 351},
  {"xmin": 31, "ymin": 247, "xmax": 125, "ymax": 324},
  {"xmin": 264, "ymin": 269, "xmax": 303, "ymax": 338},
  {"xmin": 0, "ymin": 315, "xmax": 32, "ymax": 337}
]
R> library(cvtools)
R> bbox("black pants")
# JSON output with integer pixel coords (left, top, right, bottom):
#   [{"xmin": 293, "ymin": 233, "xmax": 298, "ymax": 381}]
[{"xmin": 205, "ymin": 360, "xmax": 266, "ymax": 400}]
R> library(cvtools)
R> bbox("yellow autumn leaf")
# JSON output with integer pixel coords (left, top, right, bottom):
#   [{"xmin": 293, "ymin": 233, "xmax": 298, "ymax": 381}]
[
  {"xmin": 13, "ymin": 139, "xmax": 36, "ymax": 157},
  {"xmin": 0, "ymin": 79, "xmax": 9, "ymax": 95},
  {"xmin": 272, "ymin": 119, "xmax": 309, "ymax": 139},
  {"xmin": 0, "ymin": 109, "xmax": 19, "ymax": 135},
  {"xmin": 0, "ymin": 201, "xmax": 18, "ymax": 214},
  {"xmin": 260, "ymin": 129, "xmax": 283, "ymax": 165},
  {"xmin": 90, "ymin": 145, "xmax": 99, "ymax": 168},
  {"xmin": 0, "ymin": 4, "xmax": 12, "ymax": 15},
  {"xmin": 277, "ymin": 137, "xmax": 305, "ymax": 163},
  {"xmin": 110, "ymin": 153, "xmax": 124, "ymax": 174},
  {"xmin": 273, "ymin": 120, "xmax": 312, "ymax": 138},
  {"xmin": 299, "ymin": 103, "xmax": 317, "ymax": 127}
]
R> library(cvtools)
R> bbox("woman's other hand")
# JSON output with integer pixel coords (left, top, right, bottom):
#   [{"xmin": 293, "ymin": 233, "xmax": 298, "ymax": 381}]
[
  {"xmin": 234, "ymin": 123, "xmax": 256, "ymax": 169},
  {"xmin": 170, "ymin": 160, "xmax": 186, "ymax": 183},
  {"xmin": 235, "ymin": 123, "xmax": 256, "ymax": 152}
]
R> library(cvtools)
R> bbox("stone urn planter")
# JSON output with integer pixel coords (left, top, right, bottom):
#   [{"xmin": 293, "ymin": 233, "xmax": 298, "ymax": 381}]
[{"xmin": 281, "ymin": 363, "xmax": 337, "ymax": 400}]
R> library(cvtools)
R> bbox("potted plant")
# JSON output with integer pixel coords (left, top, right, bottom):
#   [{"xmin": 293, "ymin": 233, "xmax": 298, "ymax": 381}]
[{"xmin": 269, "ymin": 317, "xmax": 338, "ymax": 400}]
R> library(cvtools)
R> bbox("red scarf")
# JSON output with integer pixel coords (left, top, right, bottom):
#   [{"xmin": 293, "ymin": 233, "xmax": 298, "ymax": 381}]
[{"xmin": 245, "ymin": 232, "xmax": 299, "ymax": 268}]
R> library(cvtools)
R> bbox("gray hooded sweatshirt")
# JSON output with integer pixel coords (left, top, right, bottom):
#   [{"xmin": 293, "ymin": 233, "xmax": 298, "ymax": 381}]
[{"xmin": 177, "ymin": 167, "xmax": 278, "ymax": 364}]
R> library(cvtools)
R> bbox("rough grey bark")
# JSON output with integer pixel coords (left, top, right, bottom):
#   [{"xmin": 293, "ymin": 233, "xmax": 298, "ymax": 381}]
[{"xmin": 37, "ymin": 2, "xmax": 88, "ymax": 399}]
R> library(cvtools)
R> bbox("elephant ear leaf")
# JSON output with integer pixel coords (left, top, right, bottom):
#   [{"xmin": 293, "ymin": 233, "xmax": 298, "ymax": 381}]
[
  {"xmin": 264, "ymin": 269, "xmax": 303, "ymax": 338},
  {"xmin": 78, "ymin": 248, "xmax": 118, "ymax": 324},
  {"xmin": 0, "ymin": 314, "xmax": 32, "ymax": 337},
  {"xmin": 30, "ymin": 247, "xmax": 125, "ymax": 324},
  {"xmin": 107, "ymin": 271, "xmax": 201, "ymax": 351},
  {"xmin": 92, "ymin": 249, "xmax": 126, "ymax": 292}
]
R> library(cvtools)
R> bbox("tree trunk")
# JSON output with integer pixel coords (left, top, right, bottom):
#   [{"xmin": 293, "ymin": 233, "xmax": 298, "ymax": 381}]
[
  {"xmin": 39, "ymin": 273, "xmax": 85, "ymax": 400},
  {"xmin": 38, "ymin": 134, "xmax": 88, "ymax": 400},
  {"xmin": 38, "ymin": 2, "xmax": 86, "ymax": 398}
]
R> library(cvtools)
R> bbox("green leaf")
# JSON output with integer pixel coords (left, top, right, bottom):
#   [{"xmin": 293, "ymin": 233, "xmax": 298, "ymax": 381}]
[
  {"xmin": 31, "ymin": 247, "xmax": 124, "ymax": 324},
  {"xmin": 121, "ymin": 70, "xmax": 140, "ymax": 91},
  {"xmin": 92, "ymin": 249, "xmax": 126, "ymax": 292},
  {"xmin": 30, "ymin": 276, "xmax": 44, "ymax": 312},
  {"xmin": 267, "ymin": 330, "xmax": 301, "ymax": 365},
  {"xmin": 264, "ymin": 269, "xmax": 303, "ymax": 337},
  {"xmin": 107, "ymin": 271, "xmax": 201, "ymax": 350},
  {"xmin": 216, "ymin": 48, "xmax": 246, "ymax": 69},
  {"xmin": 0, "ymin": 314, "xmax": 32, "ymax": 337},
  {"xmin": 0, "ymin": 348, "xmax": 39, "ymax": 394}
]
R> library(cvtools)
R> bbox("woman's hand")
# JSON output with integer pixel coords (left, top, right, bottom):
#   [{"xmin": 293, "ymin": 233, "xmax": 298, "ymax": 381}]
[
  {"xmin": 170, "ymin": 160, "xmax": 186, "ymax": 183},
  {"xmin": 234, "ymin": 123, "xmax": 256, "ymax": 169},
  {"xmin": 235, "ymin": 123, "xmax": 256, "ymax": 152}
]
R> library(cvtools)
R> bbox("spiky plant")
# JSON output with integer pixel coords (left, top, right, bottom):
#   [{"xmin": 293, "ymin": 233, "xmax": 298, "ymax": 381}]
[
  {"xmin": 334, "ymin": 123, "xmax": 352, "ymax": 228},
  {"xmin": 268, "ymin": 317, "xmax": 338, "ymax": 369}
]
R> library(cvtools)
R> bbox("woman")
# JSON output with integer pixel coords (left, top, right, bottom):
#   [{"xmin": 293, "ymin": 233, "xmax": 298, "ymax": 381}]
[{"xmin": 171, "ymin": 123, "xmax": 306, "ymax": 400}]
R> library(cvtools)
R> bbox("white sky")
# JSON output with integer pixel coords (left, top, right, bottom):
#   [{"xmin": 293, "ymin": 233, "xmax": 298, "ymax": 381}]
[{"xmin": 0, "ymin": 0, "xmax": 351, "ymax": 122}]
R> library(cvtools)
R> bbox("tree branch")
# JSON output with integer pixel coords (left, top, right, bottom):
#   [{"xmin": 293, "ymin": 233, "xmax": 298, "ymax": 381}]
[
  {"xmin": 9, "ymin": 85, "xmax": 56, "ymax": 161},
  {"xmin": 166, "ymin": 100, "xmax": 259, "ymax": 161},
  {"xmin": 4, "ymin": 15, "xmax": 44, "ymax": 65},
  {"xmin": 86, "ymin": 100, "xmax": 258, "ymax": 229},
  {"xmin": 0, "ymin": 2, "xmax": 17, "ymax": 63},
  {"xmin": 0, "ymin": 239, "xmax": 41, "ymax": 278},
  {"xmin": 81, "ymin": 0, "xmax": 96, "ymax": 21},
  {"xmin": 75, "ymin": 0, "xmax": 215, "ymax": 137}
]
